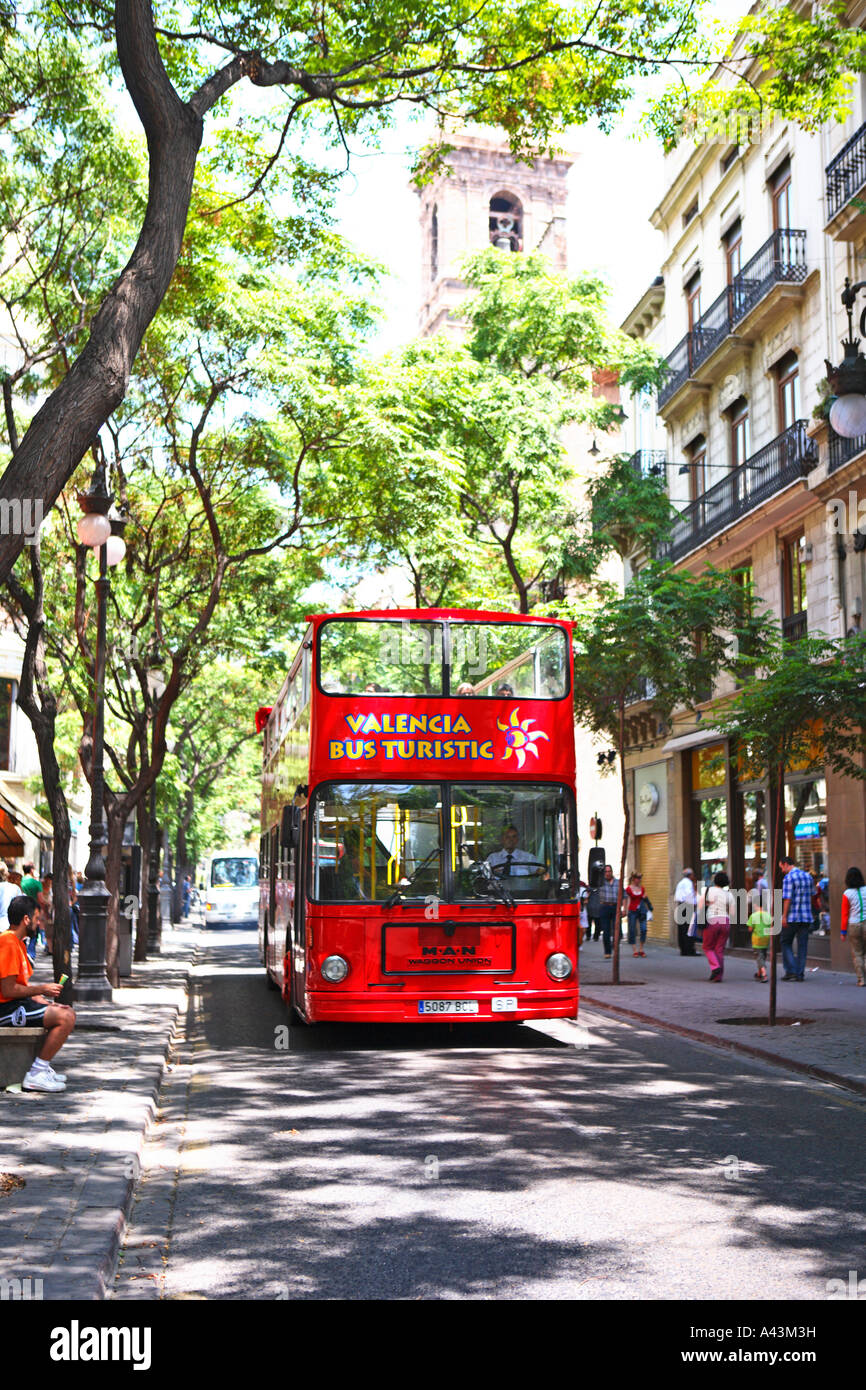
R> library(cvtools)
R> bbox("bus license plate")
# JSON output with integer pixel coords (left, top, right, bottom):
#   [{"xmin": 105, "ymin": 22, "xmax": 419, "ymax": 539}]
[
  {"xmin": 491, "ymin": 997, "xmax": 518, "ymax": 1012},
  {"xmin": 418, "ymin": 1000, "xmax": 479, "ymax": 1015}
]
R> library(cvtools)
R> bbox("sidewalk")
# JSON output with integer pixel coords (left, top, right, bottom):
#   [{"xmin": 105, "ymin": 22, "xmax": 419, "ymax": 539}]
[
  {"xmin": 580, "ymin": 934, "xmax": 866, "ymax": 1095},
  {"xmin": 0, "ymin": 927, "xmax": 196, "ymax": 1299}
]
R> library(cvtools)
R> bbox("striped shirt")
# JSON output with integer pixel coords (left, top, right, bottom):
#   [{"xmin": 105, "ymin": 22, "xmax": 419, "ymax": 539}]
[{"xmin": 782, "ymin": 867, "xmax": 814, "ymax": 923}]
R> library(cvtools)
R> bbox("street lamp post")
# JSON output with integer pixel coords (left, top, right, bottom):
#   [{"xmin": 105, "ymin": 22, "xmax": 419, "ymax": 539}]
[
  {"xmin": 826, "ymin": 277, "xmax": 866, "ymax": 439},
  {"xmin": 75, "ymin": 466, "xmax": 127, "ymax": 1003}
]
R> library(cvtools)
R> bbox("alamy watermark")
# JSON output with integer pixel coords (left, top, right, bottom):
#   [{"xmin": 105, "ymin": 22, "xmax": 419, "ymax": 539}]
[
  {"xmin": 672, "ymin": 104, "xmax": 777, "ymax": 148},
  {"xmin": 0, "ymin": 498, "xmax": 43, "ymax": 544}
]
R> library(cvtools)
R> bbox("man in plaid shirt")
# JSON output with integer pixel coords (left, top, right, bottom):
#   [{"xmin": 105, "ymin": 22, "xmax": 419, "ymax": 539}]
[
  {"xmin": 597, "ymin": 864, "xmax": 620, "ymax": 959},
  {"xmin": 780, "ymin": 854, "xmax": 817, "ymax": 981}
]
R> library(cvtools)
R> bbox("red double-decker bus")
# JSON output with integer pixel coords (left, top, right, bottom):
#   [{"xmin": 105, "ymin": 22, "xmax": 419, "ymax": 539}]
[{"xmin": 259, "ymin": 609, "xmax": 579, "ymax": 1023}]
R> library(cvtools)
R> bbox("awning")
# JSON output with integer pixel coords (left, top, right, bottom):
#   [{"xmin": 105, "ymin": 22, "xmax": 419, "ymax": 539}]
[
  {"xmin": 0, "ymin": 809, "xmax": 23, "ymax": 856},
  {"xmin": 0, "ymin": 781, "xmax": 54, "ymax": 841},
  {"xmin": 661, "ymin": 728, "xmax": 724, "ymax": 754}
]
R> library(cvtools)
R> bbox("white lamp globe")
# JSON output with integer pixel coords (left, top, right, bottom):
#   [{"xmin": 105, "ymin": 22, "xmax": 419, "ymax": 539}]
[
  {"xmin": 104, "ymin": 533, "xmax": 127, "ymax": 568},
  {"xmin": 829, "ymin": 392, "xmax": 866, "ymax": 440},
  {"xmin": 76, "ymin": 512, "xmax": 111, "ymax": 548}
]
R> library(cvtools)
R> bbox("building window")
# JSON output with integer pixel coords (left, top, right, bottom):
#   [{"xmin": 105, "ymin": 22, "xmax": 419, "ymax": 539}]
[
  {"xmin": 723, "ymin": 219, "xmax": 742, "ymax": 284},
  {"xmin": 776, "ymin": 351, "xmax": 800, "ymax": 429},
  {"xmin": 683, "ymin": 198, "xmax": 699, "ymax": 228},
  {"xmin": 431, "ymin": 203, "xmax": 438, "ymax": 281},
  {"xmin": 686, "ymin": 433, "xmax": 707, "ymax": 502},
  {"xmin": 691, "ymin": 743, "xmax": 729, "ymax": 886},
  {"xmin": 488, "ymin": 192, "xmax": 522, "ymax": 252},
  {"xmin": 732, "ymin": 562, "xmax": 755, "ymax": 620},
  {"xmin": 685, "ymin": 270, "xmax": 702, "ymax": 331},
  {"xmin": 729, "ymin": 397, "xmax": 750, "ymax": 468},
  {"xmin": 721, "ymin": 145, "xmax": 739, "ymax": 174},
  {"xmin": 770, "ymin": 157, "xmax": 792, "ymax": 231},
  {"xmin": 783, "ymin": 532, "xmax": 807, "ymax": 619}
]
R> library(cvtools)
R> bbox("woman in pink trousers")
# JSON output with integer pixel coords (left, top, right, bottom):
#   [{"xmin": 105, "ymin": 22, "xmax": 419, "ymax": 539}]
[{"xmin": 699, "ymin": 871, "xmax": 736, "ymax": 982}]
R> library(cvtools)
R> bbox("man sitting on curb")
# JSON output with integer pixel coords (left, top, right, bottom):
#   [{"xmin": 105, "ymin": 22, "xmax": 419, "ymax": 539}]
[{"xmin": 0, "ymin": 895, "xmax": 75, "ymax": 1092}]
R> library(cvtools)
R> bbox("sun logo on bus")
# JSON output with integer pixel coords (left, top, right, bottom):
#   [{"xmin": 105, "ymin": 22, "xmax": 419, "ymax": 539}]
[{"xmin": 496, "ymin": 709, "xmax": 549, "ymax": 768}]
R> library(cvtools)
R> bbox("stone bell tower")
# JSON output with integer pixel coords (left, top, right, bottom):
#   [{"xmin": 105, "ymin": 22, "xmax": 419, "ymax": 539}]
[{"xmin": 416, "ymin": 126, "xmax": 574, "ymax": 337}]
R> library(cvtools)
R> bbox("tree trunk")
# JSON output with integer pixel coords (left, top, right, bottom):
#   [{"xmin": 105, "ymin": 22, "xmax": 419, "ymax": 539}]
[
  {"xmin": 768, "ymin": 758, "xmax": 786, "ymax": 1027},
  {"xmin": 0, "ymin": 0, "xmax": 203, "ymax": 586},
  {"xmin": 613, "ymin": 697, "xmax": 628, "ymax": 985},
  {"xmin": 133, "ymin": 796, "xmax": 150, "ymax": 962},
  {"xmin": 104, "ymin": 808, "xmax": 126, "ymax": 987}
]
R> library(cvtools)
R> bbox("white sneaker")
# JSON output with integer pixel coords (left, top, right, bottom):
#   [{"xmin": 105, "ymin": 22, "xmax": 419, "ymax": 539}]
[
  {"xmin": 22, "ymin": 1067, "xmax": 66, "ymax": 1092},
  {"xmin": 47, "ymin": 1066, "xmax": 66, "ymax": 1083}
]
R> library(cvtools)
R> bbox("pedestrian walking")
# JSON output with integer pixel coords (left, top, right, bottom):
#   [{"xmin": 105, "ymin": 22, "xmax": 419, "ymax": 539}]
[
  {"xmin": 20, "ymin": 862, "xmax": 42, "ymax": 962},
  {"xmin": 779, "ymin": 854, "xmax": 816, "ymax": 982},
  {"xmin": 0, "ymin": 863, "xmax": 18, "ymax": 932},
  {"xmin": 625, "ymin": 872, "xmax": 652, "ymax": 956},
  {"xmin": 840, "ymin": 866, "xmax": 866, "ymax": 986},
  {"xmin": 38, "ymin": 873, "xmax": 54, "ymax": 955},
  {"xmin": 586, "ymin": 879, "xmax": 603, "ymax": 941},
  {"xmin": 182, "ymin": 874, "xmax": 192, "ymax": 919},
  {"xmin": 597, "ymin": 864, "xmax": 619, "ymax": 959},
  {"xmin": 748, "ymin": 902, "xmax": 773, "ymax": 981},
  {"xmin": 674, "ymin": 868, "xmax": 698, "ymax": 956},
  {"xmin": 699, "ymin": 871, "xmax": 735, "ymax": 982}
]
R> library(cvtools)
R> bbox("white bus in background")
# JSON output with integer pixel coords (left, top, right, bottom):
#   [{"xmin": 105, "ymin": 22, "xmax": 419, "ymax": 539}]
[{"xmin": 200, "ymin": 850, "xmax": 259, "ymax": 927}]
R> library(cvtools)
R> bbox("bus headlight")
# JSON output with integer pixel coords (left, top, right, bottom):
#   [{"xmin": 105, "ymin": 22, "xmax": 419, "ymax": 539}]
[
  {"xmin": 546, "ymin": 952, "xmax": 574, "ymax": 980},
  {"xmin": 321, "ymin": 955, "xmax": 349, "ymax": 983}
]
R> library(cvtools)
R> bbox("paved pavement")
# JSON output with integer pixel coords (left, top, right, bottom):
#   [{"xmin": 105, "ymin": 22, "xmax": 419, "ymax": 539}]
[
  {"xmin": 114, "ymin": 929, "xmax": 866, "ymax": 1301},
  {"xmin": 0, "ymin": 928, "xmax": 195, "ymax": 1299},
  {"xmin": 580, "ymin": 933, "xmax": 866, "ymax": 1094},
  {"xmin": 3, "ymin": 921, "xmax": 866, "ymax": 1300}
]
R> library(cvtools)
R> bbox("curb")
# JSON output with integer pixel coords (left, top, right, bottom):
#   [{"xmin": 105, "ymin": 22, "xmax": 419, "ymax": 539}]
[
  {"xmin": 41, "ymin": 945, "xmax": 196, "ymax": 1300},
  {"xmin": 580, "ymin": 991, "xmax": 866, "ymax": 1099}
]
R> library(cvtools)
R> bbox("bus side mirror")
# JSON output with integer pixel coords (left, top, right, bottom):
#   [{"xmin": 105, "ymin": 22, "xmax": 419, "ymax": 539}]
[{"xmin": 280, "ymin": 804, "xmax": 296, "ymax": 850}]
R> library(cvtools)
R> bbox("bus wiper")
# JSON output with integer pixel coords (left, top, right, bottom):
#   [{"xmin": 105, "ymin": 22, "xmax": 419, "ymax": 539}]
[
  {"xmin": 383, "ymin": 847, "xmax": 442, "ymax": 907},
  {"xmin": 469, "ymin": 860, "xmax": 515, "ymax": 911}
]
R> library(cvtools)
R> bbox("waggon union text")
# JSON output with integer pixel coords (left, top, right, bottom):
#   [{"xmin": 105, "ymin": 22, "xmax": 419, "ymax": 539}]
[{"xmin": 408, "ymin": 957, "xmax": 493, "ymax": 967}]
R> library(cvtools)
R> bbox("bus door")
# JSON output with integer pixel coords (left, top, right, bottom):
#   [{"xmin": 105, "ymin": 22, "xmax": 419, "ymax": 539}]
[
  {"xmin": 290, "ymin": 808, "xmax": 307, "ymax": 1010},
  {"xmin": 267, "ymin": 826, "xmax": 279, "ymax": 978}
]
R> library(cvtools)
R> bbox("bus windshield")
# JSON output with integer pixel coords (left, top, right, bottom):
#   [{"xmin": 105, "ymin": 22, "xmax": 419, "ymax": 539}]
[
  {"xmin": 318, "ymin": 619, "xmax": 567, "ymax": 699},
  {"xmin": 211, "ymin": 856, "xmax": 259, "ymax": 888},
  {"xmin": 311, "ymin": 781, "xmax": 573, "ymax": 902}
]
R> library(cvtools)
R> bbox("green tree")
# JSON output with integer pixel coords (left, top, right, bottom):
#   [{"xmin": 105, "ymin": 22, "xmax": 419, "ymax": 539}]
[
  {"xmin": 0, "ymin": 0, "xmax": 862, "ymax": 582},
  {"xmin": 712, "ymin": 630, "xmax": 866, "ymax": 1023},
  {"xmin": 569, "ymin": 562, "xmax": 768, "ymax": 981}
]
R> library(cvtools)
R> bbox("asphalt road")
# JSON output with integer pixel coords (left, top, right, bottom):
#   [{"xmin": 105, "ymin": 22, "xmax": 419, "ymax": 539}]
[{"xmin": 114, "ymin": 927, "xmax": 866, "ymax": 1301}]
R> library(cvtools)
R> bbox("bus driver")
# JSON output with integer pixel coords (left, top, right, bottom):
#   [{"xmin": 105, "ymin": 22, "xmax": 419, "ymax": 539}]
[{"xmin": 486, "ymin": 826, "xmax": 538, "ymax": 878}]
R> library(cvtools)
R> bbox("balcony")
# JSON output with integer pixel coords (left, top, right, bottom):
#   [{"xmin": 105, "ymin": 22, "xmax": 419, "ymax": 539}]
[
  {"xmin": 828, "ymin": 425, "xmax": 866, "ymax": 475},
  {"xmin": 628, "ymin": 449, "xmax": 669, "ymax": 479},
  {"xmin": 657, "ymin": 420, "xmax": 817, "ymax": 564},
  {"xmin": 657, "ymin": 230, "xmax": 808, "ymax": 409},
  {"xmin": 625, "ymin": 674, "xmax": 657, "ymax": 705},
  {"xmin": 782, "ymin": 612, "xmax": 808, "ymax": 642},
  {"xmin": 826, "ymin": 120, "xmax": 866, "ymax": 230}
]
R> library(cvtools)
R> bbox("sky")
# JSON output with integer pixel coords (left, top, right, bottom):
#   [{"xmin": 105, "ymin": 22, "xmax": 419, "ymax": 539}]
[{"xmin": 327, "ymin": 113, "xmax": 669, "ymax": 352}]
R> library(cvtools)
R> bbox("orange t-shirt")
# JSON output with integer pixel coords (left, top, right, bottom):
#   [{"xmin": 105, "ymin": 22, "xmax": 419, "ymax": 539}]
[{"xmin": 0, "ymin": 931, "xmax": 33, "ymax": 1000}]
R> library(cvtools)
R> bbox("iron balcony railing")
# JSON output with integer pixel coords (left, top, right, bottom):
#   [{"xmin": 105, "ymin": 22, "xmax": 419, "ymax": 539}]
[
  {"xmin": 782, "ymin": 612, "xmax": 808, "ymax": 642},
  {"xmin": 826, "ymin": 119, "xmax": 866, "ymax": 221},
  {"xmin": 828, "ymin": 426, "xmax": 866, "ymax": 474},
  {"xmin": 657, "ymin": 229, "xmax": 808, "ymax": 408},
  {"xmin": 625, "ymin": 674, "xmax": 657, "ymax": 705},
  {"xmin": 656, "ymin": 420, "xmax": 818, "ymax": 564},
  {"xmin": 628, "ymin": 449, "xmax": 669, "ymax": 479}
]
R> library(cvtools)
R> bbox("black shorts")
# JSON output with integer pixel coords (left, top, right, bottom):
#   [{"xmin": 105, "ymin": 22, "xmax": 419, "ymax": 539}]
[{"xmin": 0, "ymin": 998, "xmax": 48, "ymax": 1027}]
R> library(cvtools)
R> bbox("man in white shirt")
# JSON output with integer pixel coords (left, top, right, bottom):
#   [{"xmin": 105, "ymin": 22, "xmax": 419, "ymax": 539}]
[
  {"xmin": 674, "ymin": 867, "xmax": 698, "ymax": 956},
  {"xmin": 487, "ymin": 827, "xmax": 538, "ymax": 878}
]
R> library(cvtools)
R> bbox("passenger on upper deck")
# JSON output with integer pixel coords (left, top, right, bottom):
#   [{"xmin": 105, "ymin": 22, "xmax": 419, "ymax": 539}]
[{"xmin": 495, "ymin": 683, "xmax": 514, "ymax": 698}]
